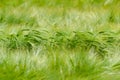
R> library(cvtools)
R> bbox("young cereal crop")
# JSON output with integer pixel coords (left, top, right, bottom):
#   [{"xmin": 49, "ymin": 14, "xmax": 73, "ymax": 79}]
[{"xmin": 0, "ymin": 0, "xmax": 120, "ymax": 80}]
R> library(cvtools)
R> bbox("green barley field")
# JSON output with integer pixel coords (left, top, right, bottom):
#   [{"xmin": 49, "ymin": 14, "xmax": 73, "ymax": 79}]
[{"xmin": 0, "ymin": 0, "xmax": 120, "ymax": 80}]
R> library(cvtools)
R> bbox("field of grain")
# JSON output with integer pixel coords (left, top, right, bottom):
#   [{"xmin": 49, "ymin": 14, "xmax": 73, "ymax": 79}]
[{"xmin": 0, "ymin": 0, "xmax": 120, "ymax": 80}]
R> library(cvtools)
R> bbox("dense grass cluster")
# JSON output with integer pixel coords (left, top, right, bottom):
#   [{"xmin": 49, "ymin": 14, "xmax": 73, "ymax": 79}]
[
  {"xmin": 0, "ymin": 0, "xmax": 120, "ymax": 80},
  {"xmin": 0, "ymin": 29, "xmax": 120, "ymax": 57}
]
